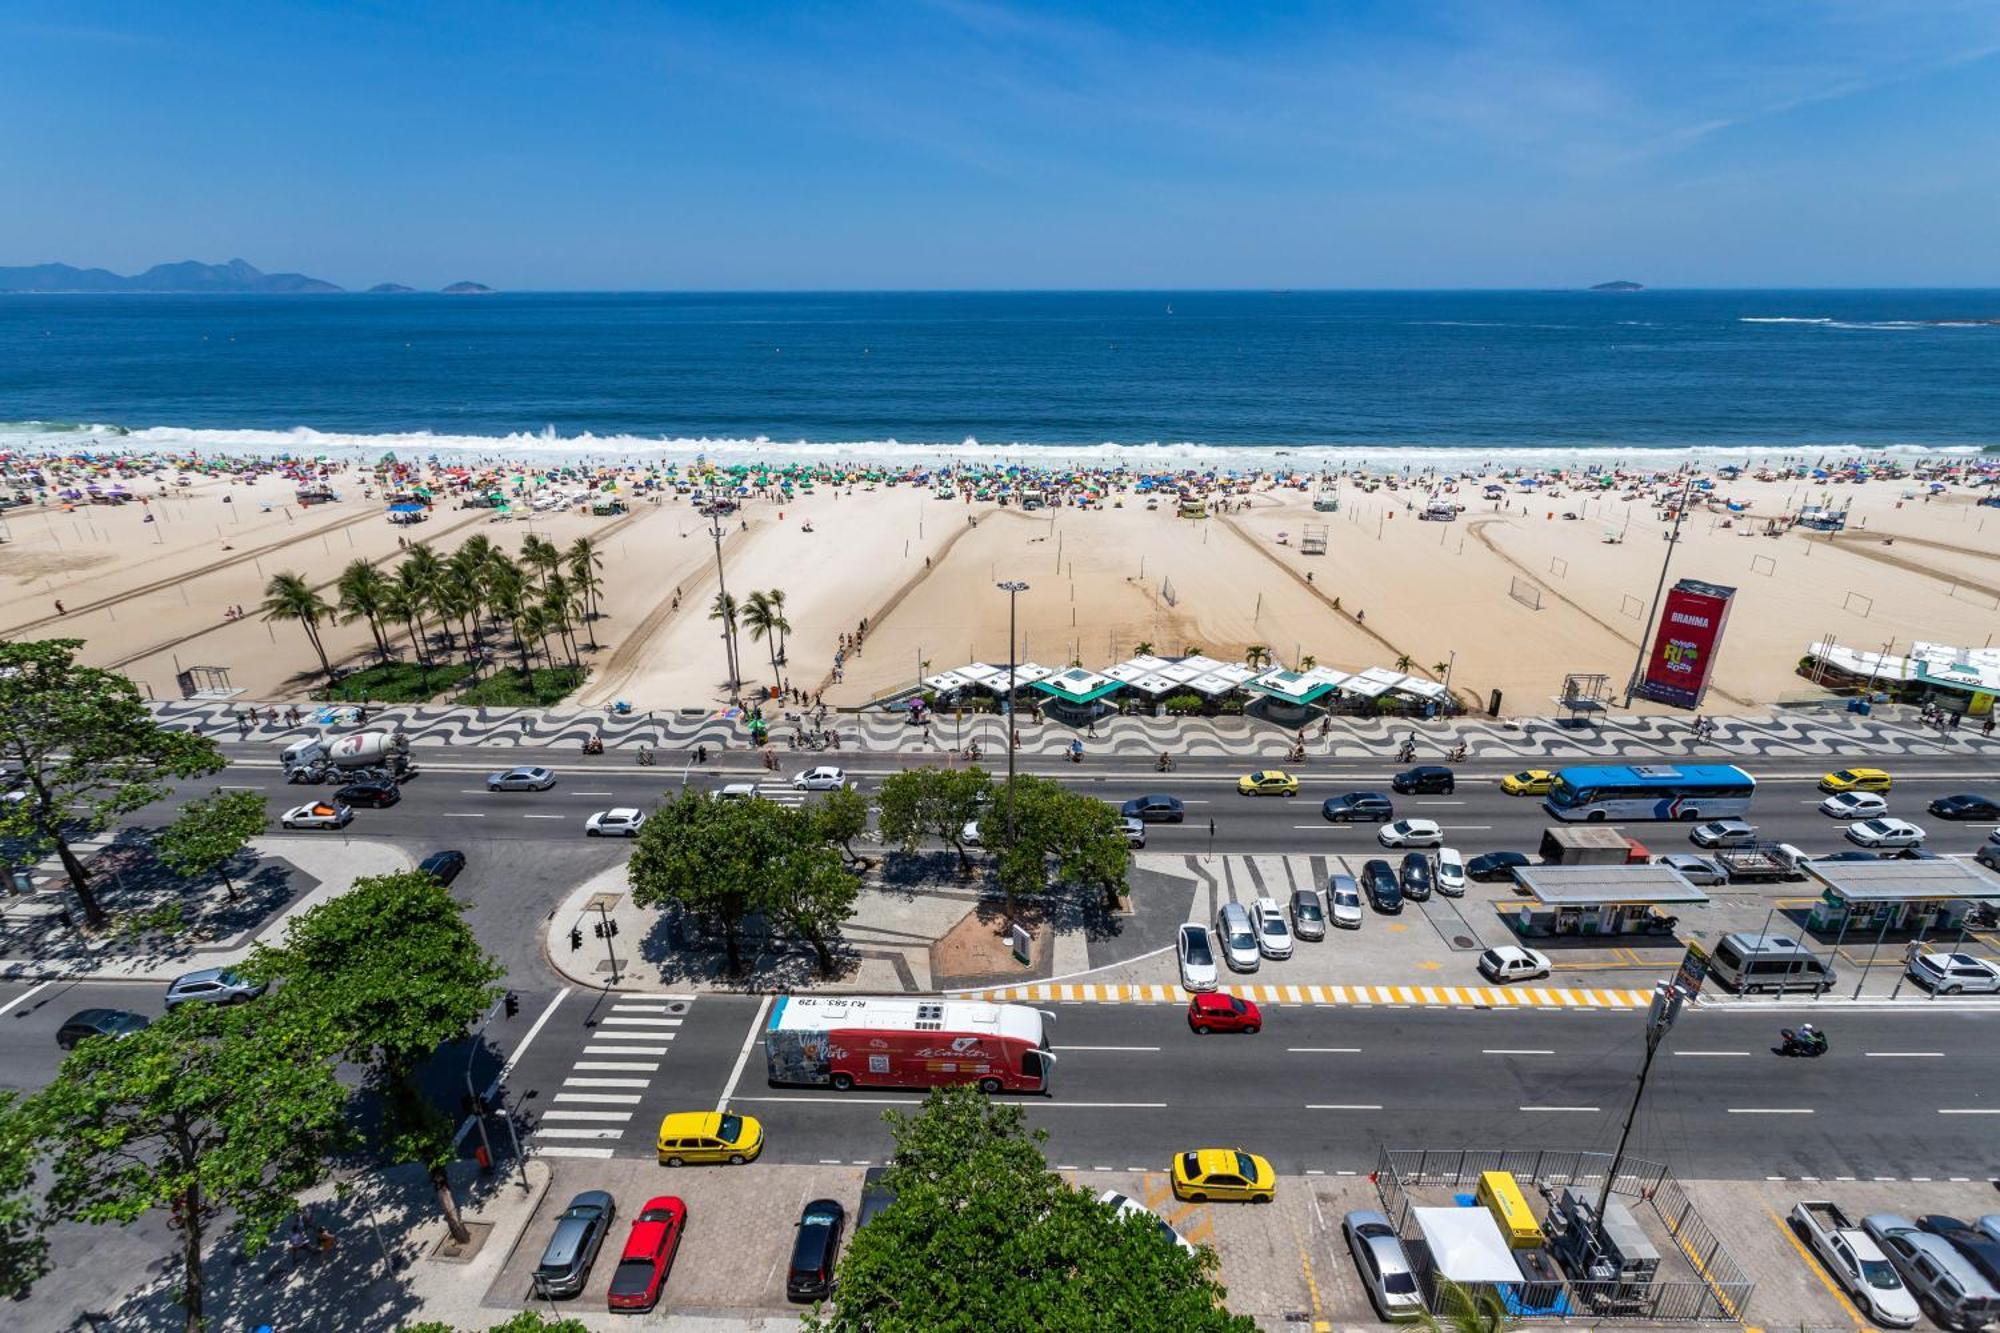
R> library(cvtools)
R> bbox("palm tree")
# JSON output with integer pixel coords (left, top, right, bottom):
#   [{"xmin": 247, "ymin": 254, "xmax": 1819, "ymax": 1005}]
[
  {"xmin": 1134, "ymin": 640, "xmax": 1155, "ymax": 656},
  {"xmin": 402, "ymin": 544, "xmax": 450, "ymax": 649},
  {"xmin": 393, "ymin": 562, "xmax": 437, "ymax": 665},
  {"xmin": 709, "ymin": 591, "xmax": 741, "ymax": 687},
  {"xmin": 381, "ymin": 582, "xmax": 426, "ymax": 669},
  {"xmin": 763, "ymin": 586, "xmax": 789, "ymax": 663},
  {"xmin": 520, "ymin": 534, "xmax": 563, "ymax": 595},
  {"xmin": 518, "ymin": 601, "xmax": 561, "ymax": 678},
  {"xmin": 541, "ymin": 573, "xmax": 580, "ymax": 668},
  {"xmin": 1419, "ymin": 1277, "xmax": 1515, "ymax": 1332},
  {"xmin": 1300, "ymin": 654, "xmax": 1318, "ymax": 670},
  {"xmin": 565, "ymin": 536, "xmax": 605, "ymax": 638},
  {"xmin": 1432, "ymin": 661, "xmax": 1450, "ymax": 679},
  {"xmin": 741, "ymin": 591, "xmax": 786, "ymax": 689},
  {"xmin": 336, "ymin": 560, "xmax": 394, "ymax": 663},
  {"xmin": 1244, "ymin": 644, "xmax": 1272, "ymax": 670},
  {"xmin": 1394, "ymin": 653, "xmax": 1414, "ymax": 673},
  {"xmin": 262, "ymin": 572, "xmax": 335, "ymax": 682}
]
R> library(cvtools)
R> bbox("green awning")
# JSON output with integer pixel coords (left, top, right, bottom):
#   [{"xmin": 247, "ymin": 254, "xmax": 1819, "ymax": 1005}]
[{"xmin": 1032, "ymin": 676, "xmax": 1124, "ymax": 705}]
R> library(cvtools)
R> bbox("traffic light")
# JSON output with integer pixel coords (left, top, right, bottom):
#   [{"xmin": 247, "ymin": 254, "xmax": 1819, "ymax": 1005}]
[
  {"xmin": 606, "ymin": 919, "xmax": 619, "ymax": 937},
  {"xmin": 593, "ymin": 921, "xmax": 605, "ymax": 939},
  {"xmin": 503, "ymin": 990, "xmax": 520, "ymax": 1018},
  {"xmin": 568, "ymin": 927, "xmax": 583, "ymax": 951}
]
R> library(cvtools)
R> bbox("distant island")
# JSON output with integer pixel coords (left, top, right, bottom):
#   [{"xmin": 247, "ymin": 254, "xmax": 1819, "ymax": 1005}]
[
  {"xmin": 366, "ymin": 282, "xmax": 416, "ymax": 294},
  {"xmin": 0, "ymin": 258, "xmax": 342, "ymax": 294},
  {"xmin": 441, "ymin": 281, "xmax": 494, "ymax": 295},
  {"xmin": 1589, "ymin": 280, "xmax": 1645, "ymax": 292}
]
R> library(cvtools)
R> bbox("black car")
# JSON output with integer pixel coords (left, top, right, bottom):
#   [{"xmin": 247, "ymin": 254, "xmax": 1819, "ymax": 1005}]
[
  {"xmin": 788, "ymin": 1198, "xmax": 847, "ymax": 1302},
  {"xmin": 56, "ymin": 1008, "xmax": 149, "ymax": 1050},
  {"xmin": 1398, "ymin": 852, "xmax": 1433, "ymax": 901},
  {"xmin": 1816, "ymin": 851, "xmax": 1884, "ymax": 862},
  {"xmin": 1390, "ymin": 765, "xmax": 1455, "ymax": 795},
  {"xmin": 335, "ymin": 781, "xmax": 400, "ymax": 808},
  {"xmin": 1120, "ymin": 794, "xmax": 1186, "ymax": 824},
  {"xmin": 1361, "ymin": 859, "xmax": 1403, "ymax": 913},
  {"xmin": 857, "ymin": 1166, "xmax": 896, "ymax": 1229},
  {"xmin": 417, "ymin": 850, "xmax": 467, "ymax": 885},
  {"xmin": 1322, "ymin": 792, "xmax": 1394, "ymax": 823},
  {"xmin": 1929, "ymin": 793, "xmax": 2000, "ymax": 821},
  {"xmin": 1465, "ymin": 851, "xmax": 1530, "ymax": 883}
]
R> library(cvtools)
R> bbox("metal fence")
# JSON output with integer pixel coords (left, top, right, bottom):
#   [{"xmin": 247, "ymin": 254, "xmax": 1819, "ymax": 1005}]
[{"xmin": 1374, "ymin": 1148, "xmax": 1755, "ymax": 1325}]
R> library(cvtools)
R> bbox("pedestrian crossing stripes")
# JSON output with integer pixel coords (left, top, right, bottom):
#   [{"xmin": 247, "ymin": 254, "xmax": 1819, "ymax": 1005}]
[
  {"xmin": 756, "ymin": 783, "xmax": 807, "ymax": 806},
  {"xmin": 533, "ymin": 995, "xmax": 694, "ymax": 1160},
  {"xmin": 959, "ymin": 982, "xmax": 1655, "ymax": 1009}
]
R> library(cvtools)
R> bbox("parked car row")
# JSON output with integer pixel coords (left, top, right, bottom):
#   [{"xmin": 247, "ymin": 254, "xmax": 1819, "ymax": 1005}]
[{"xmin": 1792, "ymin": 1198, "xmax": 2000, "ymax": 1330}]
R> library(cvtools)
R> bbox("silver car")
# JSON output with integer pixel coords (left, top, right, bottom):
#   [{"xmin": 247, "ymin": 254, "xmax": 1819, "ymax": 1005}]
[
  {"xmin": 1690, "ymin": 818, "xmax": 1756, "ymax": 848},
  {"xmin": 1289, "ymin": 887, "xmax": 1326, "ymax": 941},
  {"xmin": 533, "ymin": 1190, "xmax": 616, "ymax": 1298},
  {"xmin": 1216, "ymin": 902, "xmax": 1260, "ymax": 973},
  {"xmin": 1344, "ymin": 1209, "xmax": 1423, "ymax": 1321},
  {"xmin": 487, "ymin": 765, "xmax": 557, "ymax": 792},
  {"xmin": 1658, "ymin": 853, "xmax": 1726, "ymax": 886},
  {"xmin": 164, "ymin": 968, "xmax": 267, "ymax": 1009},
  {"xmin": 1327, "ymin": 874, "xmax": 1364, "ymax": 929}
]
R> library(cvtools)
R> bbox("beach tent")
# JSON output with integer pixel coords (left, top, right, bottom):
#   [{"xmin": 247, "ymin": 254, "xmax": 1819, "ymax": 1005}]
[{"xmin": 1412, "ymin": 1207, "xmax": 1526, "ymax": 1285}]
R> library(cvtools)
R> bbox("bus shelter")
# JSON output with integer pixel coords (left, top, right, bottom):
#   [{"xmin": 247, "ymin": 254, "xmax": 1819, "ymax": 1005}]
[
  {"xmin": 1510, "ymin": 865, "xmax": 1709, "ymax": 938},
  {"xmin": 1802, "ymin": 859, "xmax": 2000, "ymax": 939}
]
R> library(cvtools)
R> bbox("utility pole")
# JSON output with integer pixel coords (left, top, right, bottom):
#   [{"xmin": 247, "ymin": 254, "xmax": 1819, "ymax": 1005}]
[
  {"xmin": 1594, "ymin": 983, "xmax": 1683, "ymax": 1246},
  {"xmin": 997, "ymin": 581, "xmax": 1029, "ymax": 848},
  {"xmin": 1623, "ymin": 477, "xmax": 1695, "ymax": 708},
  {"xmin": 709, "ymin": 510, "xmax": 740, "ymax": 691}
]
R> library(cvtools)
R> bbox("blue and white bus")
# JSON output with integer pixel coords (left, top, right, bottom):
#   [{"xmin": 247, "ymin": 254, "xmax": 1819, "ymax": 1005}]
[{"xmin": 1543, "ymin": 764, "xmax": 1756, "ymax": 822}]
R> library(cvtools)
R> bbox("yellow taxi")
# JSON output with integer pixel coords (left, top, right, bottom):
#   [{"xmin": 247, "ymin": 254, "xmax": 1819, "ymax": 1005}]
[
  {"xmin": 1500, "ymin": 769, "xmax": 1554, "ymax": 796},
  {"xmin": 1819, "ymin": 767, "xmax": 1892, "ymax": 794},
  {"xmin": 656, "ymin": 1111, "xmax": 764, "ymax": 1166},
  {"xmin": 1171, "ymin": 1148, "xmax": 1276, "ymax": 1203},
  {"xmin": 1237, "ymin": 770, "xmax": 1300, "ymax": 797}
]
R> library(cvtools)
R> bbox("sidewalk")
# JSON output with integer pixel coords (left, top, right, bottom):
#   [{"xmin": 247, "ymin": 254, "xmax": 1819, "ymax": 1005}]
[
  {"xmin": 153, "ymin": 698, "xmax": 2000, "ymax": 763},
  {"xmin": 0, "ymin": 836, "xmax": 407, "ymax": 983}
]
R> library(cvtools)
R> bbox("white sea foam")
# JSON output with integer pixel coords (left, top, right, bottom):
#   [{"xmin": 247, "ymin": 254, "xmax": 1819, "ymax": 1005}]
[
  {"xmin": 1739, "ymin": 316, "xmax": 1834, "ymax": 324},
  {"xmin": 0, "ymin": 421, "xmax": 1987, "ymax": 475}
]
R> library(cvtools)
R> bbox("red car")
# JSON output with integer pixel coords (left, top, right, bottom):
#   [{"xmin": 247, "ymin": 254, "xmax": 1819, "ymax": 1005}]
[
  {"xmin": 1187, "ymin": 992, "xmax": 1262, "ymax": 1035},
  {"xmin": 606, "ymin": 1196, "xmax": 686, "ymax": 1312}
]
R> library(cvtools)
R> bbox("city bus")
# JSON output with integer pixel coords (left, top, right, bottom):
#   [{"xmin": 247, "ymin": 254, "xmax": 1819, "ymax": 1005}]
[
  {"xmin": 1543, "ymin": 763, "xmax": 1755, "ymax": 823},
  {"xmin": 764, "ymin": 995, "xmax": 1055, "ymax": 1094}
]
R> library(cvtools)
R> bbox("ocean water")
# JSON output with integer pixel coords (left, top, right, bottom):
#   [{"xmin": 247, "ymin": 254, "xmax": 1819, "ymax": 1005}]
[{"xmin": 1, "ymin": 290, "xmax": 1997, "ymax": 468}]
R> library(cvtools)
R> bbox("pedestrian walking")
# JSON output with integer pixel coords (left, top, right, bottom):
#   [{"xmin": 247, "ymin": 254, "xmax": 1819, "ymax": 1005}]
[{"xmin": 53, "ymin": 600, "xmax": 64, "ymax": 615}]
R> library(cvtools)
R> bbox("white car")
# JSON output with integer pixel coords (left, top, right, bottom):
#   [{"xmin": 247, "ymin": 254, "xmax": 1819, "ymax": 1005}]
[
  {"xmin": 1434, "ymin": 848, "xmax": 1466, "ymax": 898},
  {"xmin": 1120, "ymin": 817, "xmax": 1146, "ymax": 848},
  {"xmin": 280, "ymin": 801, "xmax": 352, "ymax": 830},
  {"xmin": 1844, "ymin": 817, "xmax": 1925, "ymax": 849},
  {"xmin": 1098, "ymin": 1189, "xmax": 1197, "ymax": 1255},
  {"xmin": 1377, "ymin": 818, "xmax": 1443, "ymax": 849},
  {"xmin": 1820, "ymin": 791, "xmax": 1888, "ymax": 819},
  {"xmin": 792, "ymin": 766, "xmax": 847, "ymax": 791},
  {"xmin": 1478, "ymin": 945, "xmax": 1551, "ymax": 983},
  {"xmin": 1176, "ymin": 923, "xmax": 1218, "ymax": 991},
  {"xmin": 1906, "ymin": 951, "xmax": 2000, "ymax": 995},
  {"xmin": 1251, "ymin": 897, "xmax": 1293, "ymax": 960},
  {"xmin": 1327, "ymin": 874, "xmax": 1364, "ymax": 929},
  {"xmin": 961, "ymin": 819, "xmax": 982, "ymax": 847},
  {"xmin": 487, "ymin": 765, "xmax": 557, "ymax": 792},
  {"xmin": 1689, "ymin": 818, "xmax": 1756, "ymax": 848},
  {"xmin": 585, "ymin": 808, "xmax": 646, "ymax": 837}
]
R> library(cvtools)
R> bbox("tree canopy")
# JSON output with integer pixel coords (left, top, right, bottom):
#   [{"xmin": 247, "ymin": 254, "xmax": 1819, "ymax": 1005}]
[
  {"xmin": 0, "ymin": 639, "xmax": 224, "ymax": 925},
  {"xmin": 989, "ymin": 774, "xmax": 1131, "ymax": 910},
  {"xmin": 805, "ymin": 1085, "xmax": 1252, "ymax": 1333},
  {"xmin": 874, "ymin": 766, "xmax": 990, "ymax": 872},
  {"xmin": 154, "ymin": 789, "xmax": 268, "ymax": 899}
]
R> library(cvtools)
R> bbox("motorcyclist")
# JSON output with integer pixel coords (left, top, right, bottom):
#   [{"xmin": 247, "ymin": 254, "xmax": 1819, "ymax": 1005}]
[{"xmin": 1158, "ymin": 750, "xmax": 1174, "ymax": 772}]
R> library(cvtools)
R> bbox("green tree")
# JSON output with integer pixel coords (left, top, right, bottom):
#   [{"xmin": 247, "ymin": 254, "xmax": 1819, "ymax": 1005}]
[
  {"xmin": 628, "ymin": 790, "xmax": 858, "ymax": 976},
  {"xmin": 813, "ymin": 784, "xmax": 871, "ymax": 867},
  {"xmin": 30, "ymin": 1001, "xmax": 349, "ymax": 1333},
  {"xmin": 154, "ymin": 789, "xmax": 268, "ymax": 901},
  {"xmin": 805, "ymin": 1086, "xmax": 1252, "ymax": 1333},
  {"xmin": 763, "ymin": 585, "xmax": 790, "ymax": 662},
  {"xmin": 741, "ymin": 590, "xmax": 790, "ymax": 689},
  {"xmin": 1395, "ymin": 653, "xmax": 1415, "ymax": 672},
  {"xmin": 261, "ymin": 571, "xmax": 337, "ymax": 681},
  {"xmin": 336, "ymin": 559, "xmax": 394, "ymax": 663},
  {"xmin": 565, "ymin": 535, "xmax": 605, "ymax": 636},
  {"xmin": 1244, "ymin": 644, "xmax": 1272, "ymax": 669},
  {"xmin": 401, "ymin": 1315, "xmax": 593, "ymax": 1333},
  {"xmin": 1133, "ymin": 640, "xmax": 1155, "ymax": 656},
  {"xmin": 874, "ymin": 766, "xmax": 990, "ymax": 873},
  {"xmin": 0, "ymin": 641, "xmax": 224, "ymax": 927},
  {"xmin": 0, "ymin": 1093, "xmax": 49, "ymax": 1300},
  {"xmin": 991, "ymin": 775, "xmax": 1131, "ymax": 911},
  {"xmin": 242, "ymin": 872, "xmax": 502, "ymax": 1244}
]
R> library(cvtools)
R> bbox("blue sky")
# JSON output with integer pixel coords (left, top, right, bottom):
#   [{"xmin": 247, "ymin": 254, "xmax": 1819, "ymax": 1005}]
[{"xmin": 3, "ymin": 0, "xmax": 1997, "ymax": 288}]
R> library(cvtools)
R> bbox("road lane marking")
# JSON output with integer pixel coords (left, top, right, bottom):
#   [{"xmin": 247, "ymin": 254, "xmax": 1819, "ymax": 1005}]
[
  {"xmin": 552, "ymin": 1093, "xmax": 643, "ymax": 1105},
  {"xmin": 574, "ymin": 790, "xmax": 615, "ymax": 796},
  {"xmin": 1864, "ymin": 1051, "xmax": 1944, "ymax": 1058},
  {"xmin": 535, "ymin": 1146, "xmax": 616, "ymax": 1159},
  {"xmin": 1287, "ymin": 1047, "xmax": 1362, "ymax": 1053},
  {"xmin": 1520, "ymin": 1105, "xmax": 1598, "ymax": 1112},
  {"xmin": 1051, "ymin": 1045, "xmax": 1160, "ymax": 1052},
  {"xmin": 1727, "ymin": 1108, "xmax": 1815, "ymax": 1114},
  {"xmin": 575, "ymin": 1061, "xmax": 660, "ymax": 1071},
  {"xmin": 535, "ymin": 1127, "xmax": 626, "ymax": 1140},
  {"xmin": 584, "ymin": 1045, "xmax": 670, "ymax": 1055},
  {"xmin": 441, "ymin": 812, "xmax": 486, "ymax": 818},
  {"xmin": 564, "ymin": 1077, "xmax": 649, "ymax": 1088},
  {"xmin": 1306, "ymin": 1104, "xmax": 1383, "ymax": 1110},
  {"xmin": 716, "ymin": 995, "xmax": 774, "ymax": 1112},
  {"xmin": 522, "ymin": 813, "xmax": 567, "ymax": 819},
  {"xmin": 4, "ymin": 980, "xmax": 59, "ymax": 1013},
  {"xmin": 600, "ymin": 1016, "xmax": 684, "ymax": 1027},
  {"xmin": 1484, "ymin": 1049, "xmax": 1555, "ymax": 1056},
  {"xmin": 541, "ymin": 1109, "xmax": 635, "ymax": 1122},
  {"xmin": 1674, "ymin": 1050, "xmax": 1751, "ymax": 1057},
  {"xmin": 1938, "ymin": 1108, "xmax": 2000, "ymax": 1115},
  {"xmin": 453, "ymin": 986, "xmax": 571, "ymax": 1149}
]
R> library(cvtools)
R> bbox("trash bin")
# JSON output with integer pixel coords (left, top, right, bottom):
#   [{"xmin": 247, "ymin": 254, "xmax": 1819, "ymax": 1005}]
[{"xmin": 1845, "ymin": 698, "xmax": 1871, "ymax": 716}]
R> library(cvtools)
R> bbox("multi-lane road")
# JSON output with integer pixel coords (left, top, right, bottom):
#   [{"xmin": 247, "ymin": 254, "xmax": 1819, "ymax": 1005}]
[{"xmin": 6, "ymin": 738, "xmax": 1996, "ymax": 1190}]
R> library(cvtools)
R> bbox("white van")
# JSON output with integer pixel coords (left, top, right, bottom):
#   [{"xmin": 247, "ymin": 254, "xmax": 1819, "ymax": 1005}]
[{"xmin": 1708, "ymin": 933, "xmax": 1836, "ymax": 994}]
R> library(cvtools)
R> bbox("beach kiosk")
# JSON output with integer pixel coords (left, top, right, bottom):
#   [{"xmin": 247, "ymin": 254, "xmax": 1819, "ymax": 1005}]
[
  {"xmin": 1030, "ymin": 667, "xmax": 1123, "ymax": 726},
  {"xmin": 1245, "ymin": 666, "xmax": 1347, "ymax": 725},
  {"xmin": 1802, "ymin": 857, "xmax": 2000, "ymax": 941},
  {"xmin": 1509, "ymin": 864, "xmax": 1709, "ymax": 938}
]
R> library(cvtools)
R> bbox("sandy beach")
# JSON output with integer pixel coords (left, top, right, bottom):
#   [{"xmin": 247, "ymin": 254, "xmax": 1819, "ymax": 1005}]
[{"xmin": 4, "ymin": 451, "xmax": 1996, "ymax": 717}]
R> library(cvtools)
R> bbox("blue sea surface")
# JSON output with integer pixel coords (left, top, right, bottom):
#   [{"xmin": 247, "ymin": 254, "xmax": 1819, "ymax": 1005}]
[{"xmin": 0, "ymin": 290, "xmax": 1996, "ymax": 457}]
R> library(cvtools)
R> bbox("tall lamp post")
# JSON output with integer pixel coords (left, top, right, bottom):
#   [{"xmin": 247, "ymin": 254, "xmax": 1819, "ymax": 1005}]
[
  {"xmin": 1623, "ymin": 476, "xmax": 1696, "ymax": 708},
  {"xmin": 1593, "ymin": 982, "xmax": 1684, "ymax": 1247},
  {"xmin": 997, "ymin": 580, "xmax": 1030, "ymax": 846},
  {"xmin": 709, "ymin": 508, "xmax": 740, "ymax": 692}
]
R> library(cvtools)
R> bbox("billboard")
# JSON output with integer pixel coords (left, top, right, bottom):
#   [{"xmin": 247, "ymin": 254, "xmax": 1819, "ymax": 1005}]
[{"xmin": 1635, "ymin": 578, "xmax": 1735, "ymax": 709}]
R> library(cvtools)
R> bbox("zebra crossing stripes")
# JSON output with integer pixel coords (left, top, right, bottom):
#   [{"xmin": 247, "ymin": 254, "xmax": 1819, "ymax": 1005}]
[
  {"xmin": 755, "ymin": 782, "xmax": 807, "ymax": 806},
  {"xmin": 535, "ymin": 995, "xmax": 694, "ymax": 1160},
  {"xmin": 961, "ymin": 982, "xmax": 1654, "ymax": 1010}
]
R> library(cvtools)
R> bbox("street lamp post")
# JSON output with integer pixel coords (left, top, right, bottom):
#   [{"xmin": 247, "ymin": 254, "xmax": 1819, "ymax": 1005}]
[
  {"xmin": 1623, "ymin": 477, "xmax": 1696, "ymax": 708},
  {"xmin": 997, "ymin": 581, "xmax": 1029, "ymax": 847},
  {"xmin": 1593, "ymin": 982, "xmax": 1683, "ymax": 1249},
  {"xmin": 709, "ymin": 510, "xmax": 739, "ymax": 692}
]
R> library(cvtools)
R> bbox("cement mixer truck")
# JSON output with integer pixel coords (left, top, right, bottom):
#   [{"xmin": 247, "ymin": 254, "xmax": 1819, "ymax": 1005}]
[{"xmin": 281, "ymin": 730, "xmax": 413, "ymax": 785}]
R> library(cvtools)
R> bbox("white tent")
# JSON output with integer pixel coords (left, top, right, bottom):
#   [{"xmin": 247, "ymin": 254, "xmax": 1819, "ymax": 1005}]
[{"xmin": 1412, "ymin": 1207, "xmax": 1525, "ymax": 1284}]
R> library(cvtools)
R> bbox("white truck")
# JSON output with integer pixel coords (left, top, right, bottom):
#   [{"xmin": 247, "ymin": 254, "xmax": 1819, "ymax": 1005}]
[
  {"xmin": 280, "ymin": 730, "xmax": 413, "ymax": 785},
  {"xmin": 1789, "ymin": 1201, "xmax": 1921, "ymax": 1328},
  {"xmin": 1713, "ymin": 842, "xmax": 1810, "ymax": 884}
]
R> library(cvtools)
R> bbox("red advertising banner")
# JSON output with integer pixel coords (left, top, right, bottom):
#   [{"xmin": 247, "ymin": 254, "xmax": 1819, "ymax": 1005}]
[{"xmin": 1636, "ymin": 579, "xmax": 1735, "ymax": 709}]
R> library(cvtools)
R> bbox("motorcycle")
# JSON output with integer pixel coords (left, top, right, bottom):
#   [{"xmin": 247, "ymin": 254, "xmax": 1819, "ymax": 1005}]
[
  {"xmin": 1777, "ymin": 1027, "xmax": 1829, "ymax": 1058},
  {"xmin": 582, "ymin": 736, "xmax": 604, "ymax": 756},
  {"xmin": 1157, "ymin": 753, "xmax": 1176, "ymax": 772}
]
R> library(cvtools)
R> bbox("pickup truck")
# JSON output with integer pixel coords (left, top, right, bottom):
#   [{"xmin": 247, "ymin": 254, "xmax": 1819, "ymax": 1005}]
[
  {"xmin": 1713, "ymin": 842, "xmax": 1809, "ymax": 884},
  {"xmin": 1789, "ymin": 1201, "xmax": 1920, "ymax": 1328}
]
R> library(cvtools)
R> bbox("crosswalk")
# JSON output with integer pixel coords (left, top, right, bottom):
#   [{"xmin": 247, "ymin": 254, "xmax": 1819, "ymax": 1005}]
[
  {"xmin": 757, "ymin": 782, "xmax": 808, "ymax": 807},
  {"xmin": 962, "ymin": 982, "xmax": 1657, "ymax": 1009},
  {"xmin": 534, "ymin": 994, "xmax": 696, "ymax": 1160}
]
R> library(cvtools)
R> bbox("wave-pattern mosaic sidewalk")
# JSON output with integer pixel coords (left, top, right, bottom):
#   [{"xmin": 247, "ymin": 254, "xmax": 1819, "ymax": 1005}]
[{"xmin": 152, "ymin": 699, "xmax": 1990, "ymax": 761}]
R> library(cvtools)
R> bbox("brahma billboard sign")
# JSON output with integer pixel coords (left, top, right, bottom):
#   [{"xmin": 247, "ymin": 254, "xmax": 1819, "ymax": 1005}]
[{"xmin": 1636, "ymin": 578, "xmax": 1735, "ymax": 709}]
